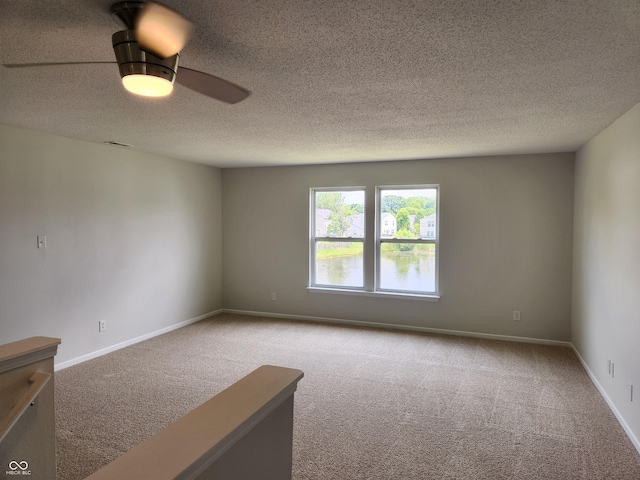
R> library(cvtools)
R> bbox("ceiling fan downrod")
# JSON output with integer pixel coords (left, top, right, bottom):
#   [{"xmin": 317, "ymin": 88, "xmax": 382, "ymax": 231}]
[{"xmin": 111, "ymin": 1, "xmax": 144, "ymax": 30}]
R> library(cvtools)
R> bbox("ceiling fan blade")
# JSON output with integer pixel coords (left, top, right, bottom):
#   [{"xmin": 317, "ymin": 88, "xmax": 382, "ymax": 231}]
[
  {"xmin": 136, "ymin": 2, "xmax": 192, "ymax": 58},
  {"xmin": 3, "ymin": 61, "xmax": 115, "ymax": 68},
  {"xmin": 176, "ymin": 67, "xmax": 250, "ymax": 104}
]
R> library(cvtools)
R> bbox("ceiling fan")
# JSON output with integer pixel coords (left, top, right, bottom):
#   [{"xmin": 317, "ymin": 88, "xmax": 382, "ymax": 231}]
[{"xmin": 3, "ymin": 1, "xmax": 250, "ymax": 104}]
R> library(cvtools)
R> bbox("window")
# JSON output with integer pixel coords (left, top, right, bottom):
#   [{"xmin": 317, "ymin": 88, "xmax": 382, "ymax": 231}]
[
  {"xmin": 310, "ymin": 188, "xmax": 365, "ymax": 288},
  {"xmin": 377, "ymin": 187, "xmax": 438, "ymax": 295},
  {"xmin": 310, "ymin": 185, "xmax": 439, "ymax": 297}
]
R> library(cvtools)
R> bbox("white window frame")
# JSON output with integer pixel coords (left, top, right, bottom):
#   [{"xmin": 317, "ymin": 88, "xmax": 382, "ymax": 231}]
[
  {"xmin": 308, "ymin": 185, "xmax": 440, "ymax": 300},
  {"xmin": 309, "ymin": 187, "xmax": 366, "ymax": 290},
  {"xmin": 375, "ymin": 185, "xmax": 439, "ymax": 296}
]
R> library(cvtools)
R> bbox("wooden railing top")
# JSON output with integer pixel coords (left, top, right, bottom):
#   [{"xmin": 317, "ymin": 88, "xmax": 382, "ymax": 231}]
[
  {"xmin": 86, "ymin": 364, "xmax": 304, "ymax": 480},
  {"xmin": 0, "ymin": 336, "xmax": 61, "ymax": 373}
]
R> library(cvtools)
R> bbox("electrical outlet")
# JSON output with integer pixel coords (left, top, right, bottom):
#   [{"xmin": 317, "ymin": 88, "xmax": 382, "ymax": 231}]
[
  {"xmin": 513, "ymin": 310, "xmax": 521, "ymax": 321},
  {"xmin": 630, "ymin": 383, "xmax": 634, "ymax": 402},
  {"xmin": 99, "ymin": 320, "xmax": 106, "ymax": 332},
  {"xmin": 271, "ymin": 292, "xmax": 277, "ymax": 301}
]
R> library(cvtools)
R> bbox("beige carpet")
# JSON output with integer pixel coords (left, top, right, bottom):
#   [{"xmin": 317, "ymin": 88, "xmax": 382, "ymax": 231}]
[{"xmin": 55, "ymin": 313, "xmax": 640, "ymax": 479}]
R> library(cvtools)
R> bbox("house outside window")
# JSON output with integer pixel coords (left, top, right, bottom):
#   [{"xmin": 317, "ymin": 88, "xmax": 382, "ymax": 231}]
[
  {"xmin": 420, "ymin": 214, "xmax": 437, "ymax": 239},
  {"xmin": 380, "ymin": 212, "xmax": 397, "ymax": 237}
]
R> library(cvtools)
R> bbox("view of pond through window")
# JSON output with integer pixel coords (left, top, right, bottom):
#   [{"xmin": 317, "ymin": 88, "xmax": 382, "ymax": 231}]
[
  {"xmin": 378, "ymin": 188, "xmax": 437, "ymax": 293},
  {"xmin": 313, "ymin": 190, "xmax": 365, "ymax": 288},
  {"xmin": 315, "ymin": 252, "xmax": 436, "ymax": 291},
  {"xmin": 313, "ymin": 187, "xmax": 438, "ymax": 294}
]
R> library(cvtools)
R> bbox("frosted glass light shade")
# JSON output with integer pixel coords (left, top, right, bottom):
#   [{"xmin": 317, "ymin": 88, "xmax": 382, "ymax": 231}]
[{"xmin": 122, "ymin": 74, "xmax": 173, "ymax": 97}]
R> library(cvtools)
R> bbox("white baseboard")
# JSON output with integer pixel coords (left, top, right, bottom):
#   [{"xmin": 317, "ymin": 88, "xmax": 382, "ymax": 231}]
[
  {"xmin": 571, "ymin": 345, "xmax": 640, "ymax": 455},
  {"xmin": 221, "ymin": 309, "xmax": 572, "ymax": 347},
  {"xmin": 54, "ymin": 309, "xmax": 222, "ymax": 371}
]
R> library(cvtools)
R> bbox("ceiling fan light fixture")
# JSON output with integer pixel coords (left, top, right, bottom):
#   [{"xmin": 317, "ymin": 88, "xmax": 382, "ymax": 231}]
[
  {"xmin": 122, "ymin": 73, "xmax": 173, "ymax": 97},
  {"xmin": 112, "ymin": 29, "xmax": 179, "ymax": 98}
]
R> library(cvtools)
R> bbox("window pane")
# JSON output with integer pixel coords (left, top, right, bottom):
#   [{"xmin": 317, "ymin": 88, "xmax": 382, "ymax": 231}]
[
  {"xmin": 379, "ymin": 188, "xmax": 437, "ymax": 240},
  {"xmin": 379, "ymin": 244, "xmax": 436, "ymax": 293},
  {"xmin": 315, "ymin": 241, "xmax": 363, "ymax": 287},
  {"xmin": 315, "ymin": 190, "xmax": 365, "ymax": 238}
]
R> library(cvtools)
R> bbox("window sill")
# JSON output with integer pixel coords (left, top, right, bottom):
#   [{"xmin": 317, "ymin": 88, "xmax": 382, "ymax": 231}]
[{"xmin": 307, "ymin": 287, "xmax": 440, "ymax": 301}]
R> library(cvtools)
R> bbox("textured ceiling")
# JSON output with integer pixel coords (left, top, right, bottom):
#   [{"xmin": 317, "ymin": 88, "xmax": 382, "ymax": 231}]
[{"xmin": 1, "ymin": 0, "xmax": 640, "ymax": 168}]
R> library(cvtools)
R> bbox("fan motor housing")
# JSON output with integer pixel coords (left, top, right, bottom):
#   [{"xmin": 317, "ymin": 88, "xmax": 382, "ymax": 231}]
[{"xmin": 112, "ymin": 30, "xmax": 179, "ymax": 84}]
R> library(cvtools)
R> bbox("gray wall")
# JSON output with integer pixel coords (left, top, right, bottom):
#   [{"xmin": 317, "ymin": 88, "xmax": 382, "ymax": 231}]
[
  {"xmin": 222, "ymin": 153, "xmax": 575, "ymax": 341},
  {"xmin": 0, "ymin": 124, "xmax": 223, "ymax": 365},
  {"xmin": 572, "ymin": 101, "xmax": 640, "ymax": 446}
]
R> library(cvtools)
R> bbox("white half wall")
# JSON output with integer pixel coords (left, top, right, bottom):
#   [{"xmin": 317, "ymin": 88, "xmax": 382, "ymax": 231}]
[
  {"xmin": 0, "ymin": 124, "xmax": 223, "ymax": 365},
  {"xmin": 222, "ymin": 153, "xmax": 575, "ymax": 341},
  {"xmin": 572, "ymin": 102, "xmax": 640, "ymax": 450}
]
